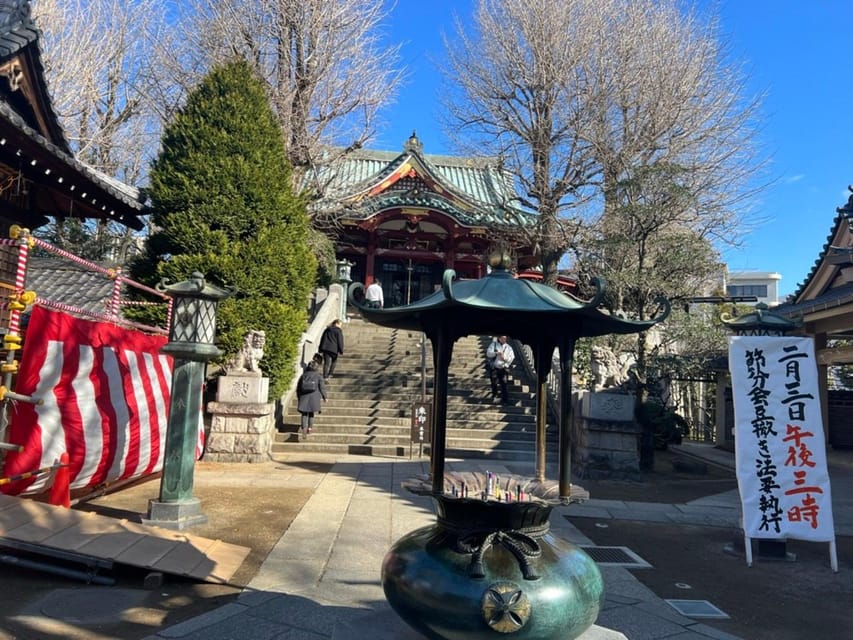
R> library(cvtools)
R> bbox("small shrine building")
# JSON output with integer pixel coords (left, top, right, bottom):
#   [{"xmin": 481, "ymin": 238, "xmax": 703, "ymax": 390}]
[{"xmin": 0, "ymin": 2, "xmax": 145, "ymax": 235}]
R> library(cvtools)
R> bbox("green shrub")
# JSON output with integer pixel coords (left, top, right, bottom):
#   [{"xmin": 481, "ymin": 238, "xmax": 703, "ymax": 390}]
[
  {"xmin": 636, "ymin": 399, "xmax": 688, "ymax": 450},
  {"xmin": 128, "ymin": 58, "xmax": 316, "ymax": 397}
]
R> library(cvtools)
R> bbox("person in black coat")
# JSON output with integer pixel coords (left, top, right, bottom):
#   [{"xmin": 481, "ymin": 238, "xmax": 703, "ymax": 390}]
[
  {"xmin": 296, "ymin": 361, "xmax": 326, "ymax": 437},
  {"xmin": 319, "ymin": 319, "xmax": 345, "ymax": 379}
]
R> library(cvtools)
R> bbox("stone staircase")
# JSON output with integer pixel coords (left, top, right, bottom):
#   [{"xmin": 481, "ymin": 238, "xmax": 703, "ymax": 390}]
[{"xmin": 273, "ymin": 317, "xmax": 556, "ymax": 461}]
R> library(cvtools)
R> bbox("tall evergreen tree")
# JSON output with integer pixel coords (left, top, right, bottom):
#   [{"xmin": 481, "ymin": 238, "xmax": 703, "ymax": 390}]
[{"xmin": 130, "ymin": 59, "xmax": 316, "ymax": 397}]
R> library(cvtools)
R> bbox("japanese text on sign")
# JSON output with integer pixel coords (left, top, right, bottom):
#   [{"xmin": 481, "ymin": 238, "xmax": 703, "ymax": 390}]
[{"xmin": 728, "ymin": 336, "xmax": 835, "ymax": 542}]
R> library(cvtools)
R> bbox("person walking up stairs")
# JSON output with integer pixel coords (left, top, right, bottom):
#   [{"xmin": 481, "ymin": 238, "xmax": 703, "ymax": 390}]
[{"xmin": 276, "ymin": 318, "xmax": 549, "ymax": 461}]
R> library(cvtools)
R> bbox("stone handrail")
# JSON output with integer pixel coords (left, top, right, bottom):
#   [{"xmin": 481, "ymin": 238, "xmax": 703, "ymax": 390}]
[
  {"xmin": 277, "ymin": 283, "xmax": 343, "ymax": 422},
  {"xmin": 512, "ymin": 340, "xmax": 561, "ymax": 425}
]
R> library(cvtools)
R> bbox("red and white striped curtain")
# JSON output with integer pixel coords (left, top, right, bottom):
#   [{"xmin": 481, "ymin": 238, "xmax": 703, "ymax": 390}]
[{"xmin": 0, "ymin": 306, "xmax": 198, "ymax": 496}]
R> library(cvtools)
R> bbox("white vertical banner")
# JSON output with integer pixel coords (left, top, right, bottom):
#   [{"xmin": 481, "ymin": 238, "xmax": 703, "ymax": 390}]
[{"xmin": 728, "ymin": 336, "xmax": 836, "ymax": 542}]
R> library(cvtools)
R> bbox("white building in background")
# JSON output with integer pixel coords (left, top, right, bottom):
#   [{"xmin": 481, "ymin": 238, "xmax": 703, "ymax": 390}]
[{"xmin": 725, "ymin": 271, "xmax": 782, "ymax": 307}]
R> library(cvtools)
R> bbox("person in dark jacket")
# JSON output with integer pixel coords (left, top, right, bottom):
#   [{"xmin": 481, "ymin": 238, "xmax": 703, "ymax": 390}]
[
  {"xmin": 319, "ymin": 319, "xmax": 345, "ymax": 379},
  {"xmin": 296, "ymin": 360, "xmax": 326, "ymax": 438}
]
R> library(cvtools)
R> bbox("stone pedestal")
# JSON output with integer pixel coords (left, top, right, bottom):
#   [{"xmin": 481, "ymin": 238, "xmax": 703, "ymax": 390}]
[
  {"xmin": 144, "ymin": 497, "xmax": 208, "ymax": 531},
  {"xmin": 205, "ymin": 401, "xmax": 274, "ymax": 462},
  {"xmin": 573, "ymin": 392, "xmax": 641, "ymax": 480},
  {"xmin": 216, "ymin": 374, "xmax": 270, "ymax": 404}
]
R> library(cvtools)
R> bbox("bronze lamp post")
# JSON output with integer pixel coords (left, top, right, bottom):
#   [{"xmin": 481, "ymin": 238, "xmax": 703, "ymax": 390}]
[{"xmin": 146, "ymin": 272, "xmax": 232, "ymax": 530}]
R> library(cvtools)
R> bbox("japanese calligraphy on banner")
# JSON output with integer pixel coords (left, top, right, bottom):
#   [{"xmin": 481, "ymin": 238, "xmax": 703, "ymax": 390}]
[{"xmin": 728, "ymin": 336, "xmax": 835, "ymax": 542}]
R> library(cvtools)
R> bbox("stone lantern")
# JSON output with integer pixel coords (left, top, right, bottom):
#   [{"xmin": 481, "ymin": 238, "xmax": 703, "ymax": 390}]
[
  {"xmin": 336, "ymin": 258, "xmax": 354, "ymax": 322},
  {"xmin": 146, "ymin": 272, "xmax": 232, "ymax": 530}
]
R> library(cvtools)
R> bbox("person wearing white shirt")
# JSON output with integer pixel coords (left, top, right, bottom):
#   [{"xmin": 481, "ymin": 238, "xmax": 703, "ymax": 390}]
[
  {"xmin": 486, "ymin": 335, "xmax": 515, "ymax": 403},
  {"xmin": 365, "ymin": 279, "xmax": 384, "ymax": 308}
]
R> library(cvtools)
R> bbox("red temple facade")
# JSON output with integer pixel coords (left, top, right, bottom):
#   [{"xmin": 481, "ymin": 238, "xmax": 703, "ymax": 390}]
[{"xmin": 311, "ymin": 133, "xmax": 547, "ymax": 306}]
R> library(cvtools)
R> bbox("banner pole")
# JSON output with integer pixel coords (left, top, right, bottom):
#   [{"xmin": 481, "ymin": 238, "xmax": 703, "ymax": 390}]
[
  {"xmin": 829, "ymin": 539, "xmax": 838, "ymax": 572},
  {"xmin": 744, "ymin": 533, "xmax": 753, "ymax": 567}
]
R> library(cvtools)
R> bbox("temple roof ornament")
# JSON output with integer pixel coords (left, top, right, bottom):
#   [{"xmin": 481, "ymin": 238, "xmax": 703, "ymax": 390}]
[{"xmin": 403, "ymin": 130, "xmax": 423, "ymax": 154}]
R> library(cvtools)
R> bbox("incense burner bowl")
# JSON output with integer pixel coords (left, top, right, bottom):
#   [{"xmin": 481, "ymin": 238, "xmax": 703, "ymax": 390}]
[{"xmin": 381, "ymin": 473, "xmax": 603, "ymax": 640}]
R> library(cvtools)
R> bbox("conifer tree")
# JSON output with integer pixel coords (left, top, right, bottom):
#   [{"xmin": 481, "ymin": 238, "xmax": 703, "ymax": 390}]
[{"xmin": 130, "ymin": 59, "xmax": 316, "ymax": 397}]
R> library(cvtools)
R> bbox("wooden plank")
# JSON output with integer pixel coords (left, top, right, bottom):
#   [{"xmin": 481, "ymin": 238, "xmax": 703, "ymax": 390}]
[
  {"xmin": 39, "ymin": 511, "xmax": 128, "ymax": 551},
  {"xmin": 148, "ymin": 536, "xmax": 220, "ymax": 576},
  {"xmin": 189, "ymin": 539, "xmax": 252, "ymax": 584},
  {"xmin": 0, "ymin": 501, "xmax": 41, "ymax": 532},
  {"xmin": 114, "ymin": 534, "xmax": 183, "ymax": 568},
  {"xmin": 74, "ymin": 526, "xmax": 148, "ymax": 560},
  {"xmin": 0, "ymin": 495, "xmax": 250, "ymax": 583},
  {"xmin": 3, "ymin": 504, "xmax": 90, "ymax": 542},
  {"xmin": 0, "ymin": 494, "xmax": 24, "ymax": 512}
]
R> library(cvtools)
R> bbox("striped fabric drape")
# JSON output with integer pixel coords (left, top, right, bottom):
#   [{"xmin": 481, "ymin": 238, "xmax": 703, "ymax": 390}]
[{"xmin": 0, "ymin": 305, "xmax": 192, "ymax": 496}]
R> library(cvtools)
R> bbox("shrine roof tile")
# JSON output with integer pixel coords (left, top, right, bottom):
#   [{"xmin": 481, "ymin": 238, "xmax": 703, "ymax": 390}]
[
  {"xmin": 787, "ymin": 190, "xmax": 853, "ymax": 303},
  {"xmin": 310, "ymin": 147, "xmax": 533, "ymax": 227},
  {"xmin": 25, "ymin": 257, "xmax": 117, "ymax": 314},
  {"xmin": 0, "ymin": 1, "xmax": 37, "ymax": 57}
]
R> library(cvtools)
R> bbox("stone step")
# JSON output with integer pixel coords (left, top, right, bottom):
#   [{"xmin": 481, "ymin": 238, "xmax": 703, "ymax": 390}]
[
  {"xmin": 285, "ymin": 321, "xmax": 542, "ymax": 460},
  {"xmin": 278, "ymin": 417, "xmax": 541, "ymax": 433},
  {"xmin": 270, "ymin": 441, "xmax": 538, "ymax": 462},
  {"xmin": 275, "ymin": 423, "xmax": 551, "ymax": 440},
  {"xmin": 285, "ymin": 405, "xmax": 538, "ymax": 422},
  {"xmin": 308, "ymin": 381, "xmax": 529, "ymax": 393},
  {"xmin": 315, "ymin": 395, "xmax": 534, "ymax": 407}
]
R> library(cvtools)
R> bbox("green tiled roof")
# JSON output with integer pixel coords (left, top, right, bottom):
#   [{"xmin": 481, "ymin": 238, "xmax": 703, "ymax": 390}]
[{"xmin": 310, "ymin": 143, "xmax": 536, "ymax": 228}]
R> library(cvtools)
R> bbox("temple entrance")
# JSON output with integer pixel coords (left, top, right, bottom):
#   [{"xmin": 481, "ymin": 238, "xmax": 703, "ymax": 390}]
[{"xmin": 376, "ymin": 259, "xmax": 444, "ymax": 307}]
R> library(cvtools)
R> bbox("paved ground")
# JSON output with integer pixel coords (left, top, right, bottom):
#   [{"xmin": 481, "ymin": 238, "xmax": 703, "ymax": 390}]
[
  {"xmin": 569, "ymin": 447, "xmax": 853, "ymax": 640},
  {"xmin": 0, "ymin": 458, "xmax": 333, "ymax": 640},
  {"xmin": 1, "ymin": 445, "xmax": 852, "ymax": 639}
]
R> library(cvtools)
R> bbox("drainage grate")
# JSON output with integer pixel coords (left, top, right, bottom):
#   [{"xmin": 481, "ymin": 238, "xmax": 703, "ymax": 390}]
[
  {"xmin": 665, "ymin": 599, "xmax": 730, "ymax": 619},
  {"xmin": 580, "ymin": 545, "xmax": 652, "ymax": 568}
]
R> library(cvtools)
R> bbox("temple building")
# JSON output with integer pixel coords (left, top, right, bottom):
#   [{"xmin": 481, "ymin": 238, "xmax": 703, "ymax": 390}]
[
  {"xmin": 310, "ymin": 133, "xmax": 543, "ymax": 306},
  {"xmin": 775, "ymin": 187, "xmax": 853, "ymax": 446}
]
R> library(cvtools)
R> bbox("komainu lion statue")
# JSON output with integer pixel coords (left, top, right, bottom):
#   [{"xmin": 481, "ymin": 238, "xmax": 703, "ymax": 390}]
[
  {"xmin": 590, "ymin": 345, "xmax": 629, "ymax": 391},
  {"xmin": 226, "ymin": 330, "xmax": 266, "ymax": 375}
]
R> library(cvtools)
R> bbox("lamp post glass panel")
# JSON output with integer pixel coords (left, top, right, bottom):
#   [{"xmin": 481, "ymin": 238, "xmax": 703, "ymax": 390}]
[{"xmin": 147, "ymin": 272, "xmax": 232, "ymax": 530}]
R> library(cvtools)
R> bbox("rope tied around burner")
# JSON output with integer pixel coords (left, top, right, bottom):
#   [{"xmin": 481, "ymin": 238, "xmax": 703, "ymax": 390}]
[{"xmin": 448, "ymin": 521, "xmax": 550, "ymax": 580}]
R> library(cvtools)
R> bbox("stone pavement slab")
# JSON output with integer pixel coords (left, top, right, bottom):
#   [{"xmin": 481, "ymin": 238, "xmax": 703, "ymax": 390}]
[{"xmin": 141, "ymin": 455, "xmax": 747, "ymax": 640}]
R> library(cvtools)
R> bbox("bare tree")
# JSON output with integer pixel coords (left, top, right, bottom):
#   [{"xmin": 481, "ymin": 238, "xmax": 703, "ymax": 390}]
[
  {"xmin": 587, "ymin": 0, "xmax": 764, "ymax": 257},
  {"xmin": 32, "ymin": 0, "xmax": 167, "ymax": 260},
  {"xmin": 576, "ymin": 0, "xmax": 765, "ymax": 403},
  {"xmin": 444, "ymin": 0, "xmax": 605, "ymax": 286},
  {"xmin": 33, "ymin": 0, "xmax": 164, "ymax": 183},
  {"xmin": 445, "ymin": 0, "xmax": 765, "ymax": 291},
  {"xmin": 156, "ymin": 0, "xmax": 404, "ymax": 195}
]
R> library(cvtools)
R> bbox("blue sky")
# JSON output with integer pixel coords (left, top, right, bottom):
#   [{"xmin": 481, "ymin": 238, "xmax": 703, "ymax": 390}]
[{"xmin": 374, "ymin": 1, "xmax": 852, "ymax": 297}]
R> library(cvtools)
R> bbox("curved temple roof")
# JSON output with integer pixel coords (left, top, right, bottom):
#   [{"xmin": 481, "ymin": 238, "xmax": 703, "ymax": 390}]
[
  {"xmin": 722, "ymin": 302, "xmax": 801, "ymax": 334},
  {"xmin": 357, "ymin": 266, "xmax": 668, "ymax": 346}
]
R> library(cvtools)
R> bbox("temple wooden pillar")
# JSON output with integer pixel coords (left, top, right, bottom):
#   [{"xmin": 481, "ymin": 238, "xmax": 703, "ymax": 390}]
[{"xmin": 365, "ymin": 235, "xmax": 377, "ymax": 283}]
